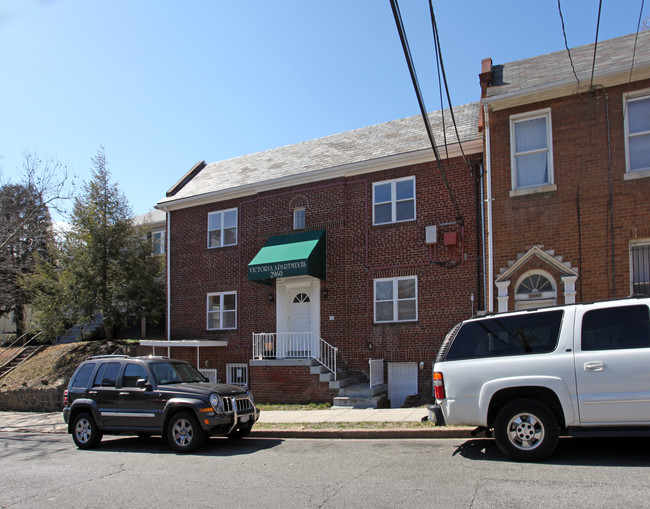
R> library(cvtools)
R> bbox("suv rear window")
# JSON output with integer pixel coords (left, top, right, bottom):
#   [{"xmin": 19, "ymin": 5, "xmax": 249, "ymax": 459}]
[
  {"xmin": 444, "ymin": 310, "xmax": 564, "ymax": 361},
  {"xmin": 582, "ymin": 304, "xmax": 650, "ymax": 351}
]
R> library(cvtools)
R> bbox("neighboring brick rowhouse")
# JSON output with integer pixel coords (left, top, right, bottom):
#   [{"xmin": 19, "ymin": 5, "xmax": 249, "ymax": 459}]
[
  {"xmin": 488, "ymin": 80, "xmax": 650, "ymax": 307},
  {"xmin": 167, "ymin": 154, "xmax": 482, "ymax": 401}
]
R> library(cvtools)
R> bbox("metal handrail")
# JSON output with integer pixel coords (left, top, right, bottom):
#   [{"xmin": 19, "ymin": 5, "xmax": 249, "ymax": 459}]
[
  {"xmin": 253, "ymin": 332, "xmax": 338, "ymax": 380},
  {"xmin": 0, "ymin": 331, "xmax": 42, "ymax": 365}
]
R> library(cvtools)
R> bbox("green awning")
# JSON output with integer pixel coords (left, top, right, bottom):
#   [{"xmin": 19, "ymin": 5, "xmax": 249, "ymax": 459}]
[{"xmin": 248, "ymin": 230, "xmax": 326, "ymax": 282}]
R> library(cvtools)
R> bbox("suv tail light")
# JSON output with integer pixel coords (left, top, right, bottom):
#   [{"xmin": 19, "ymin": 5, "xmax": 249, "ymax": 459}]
[
  {"xmin": 63, "ymin": 390, "xmax": 69, "ymax": 407},
  {"xmin": 433, "ymin": 372, "xmax": 445, "ymax": 400}
]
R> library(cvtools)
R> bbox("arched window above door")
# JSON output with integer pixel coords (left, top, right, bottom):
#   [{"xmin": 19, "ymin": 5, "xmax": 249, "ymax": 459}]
[
  {"xmin": 515, "ymin": 271, "xmax": 557, "ymax": 310},
  {"xmin": 293, "ymin": 293, "xmax": 310, "ymax": 303}
]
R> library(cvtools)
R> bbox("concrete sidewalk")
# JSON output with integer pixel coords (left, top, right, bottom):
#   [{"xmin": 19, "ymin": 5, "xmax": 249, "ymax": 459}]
[{"xmin": 0, "ymin": 409, "xmax": 473, "ymax": 439}]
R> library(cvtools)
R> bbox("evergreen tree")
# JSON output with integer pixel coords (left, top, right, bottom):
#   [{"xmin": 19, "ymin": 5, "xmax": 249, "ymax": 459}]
[{"xmin": 24, "ymin": 148, "xmax": 164, "ymax": 341}]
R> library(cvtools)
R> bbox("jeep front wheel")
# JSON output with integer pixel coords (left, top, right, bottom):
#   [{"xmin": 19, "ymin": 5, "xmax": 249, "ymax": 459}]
[
  {"xmin": 166, "ymin": 412, "xmax": 205, "ymax": 453},
  {"xmin": 494, "ymin": 399, "xmax": 559, "ymax": 462}
]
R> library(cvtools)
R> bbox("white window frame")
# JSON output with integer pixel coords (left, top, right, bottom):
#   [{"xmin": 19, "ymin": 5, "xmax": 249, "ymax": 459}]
[
  {"xmin": 151, "ymin": 229, "xmax": 165, "ymax": 255},
  {"xmin": 509, "ymin": 109, "xmax": 556, "ymax": 195},
  {"xmin": 372, "ymin": 176, "xmax": 416, "ymax": 225},
  {"xmin": 624, "ymin": 90, "xmax": 650, "ymax": 180},
  {"xmin": 206, "ymin": 291, "xmax": 237, "ymax": 330},
  {"xmin": 373, "ymin": 276, "xmax": 418, "ymax": 323},
  {"xmin": 207, "ymin": 208, "xmax": 238, "ymax": 248},
  {"xmin": 226, "ymin": 363, "xmax": 249, "ymax": 387},
  {"xmin": 293, "ymin": 207, "xmax": 306, "ymax": 230}
]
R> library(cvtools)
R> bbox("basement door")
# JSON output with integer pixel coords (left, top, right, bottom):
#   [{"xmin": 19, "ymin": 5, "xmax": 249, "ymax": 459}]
[{"xmin": 388, "ymin": 362, "xmax": 418, "ymax": 408}]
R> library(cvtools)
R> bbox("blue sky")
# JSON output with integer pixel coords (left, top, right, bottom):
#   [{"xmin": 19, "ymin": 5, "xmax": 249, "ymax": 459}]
[{"xmin": 1, "ymin": 0, "xmax": 647, "ymax": 219}]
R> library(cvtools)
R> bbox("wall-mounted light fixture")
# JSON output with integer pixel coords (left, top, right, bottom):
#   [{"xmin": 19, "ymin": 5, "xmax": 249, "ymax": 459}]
[
  {"xmin": 268, "ymin": 292, "xmax": 274, "ymax": 303},
  {"xmin": 322, "ymin": 288, "xmax": 328, "ymax": 300}
]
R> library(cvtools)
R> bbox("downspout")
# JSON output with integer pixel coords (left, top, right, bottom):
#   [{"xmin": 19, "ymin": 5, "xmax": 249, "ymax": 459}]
[
  {"xmin": 483, "ymin": 104, "xmax": 494, "ymax": 312},
  {"xmin": 164, "ymin": 205, "xmax": 171, "ymax": 357},
  {"xmin": 478, "ymin": 160, "xmax": 486, "ymax": 312}
]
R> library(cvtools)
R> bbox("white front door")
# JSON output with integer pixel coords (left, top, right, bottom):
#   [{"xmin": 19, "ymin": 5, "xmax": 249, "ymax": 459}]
[
  {"xmin": 276, "ymin": 277, "xmax": 321, "ymax": 358},
  {"xmin": 388, "ymin": 362, "xmax": 418, "ymax": 408}
]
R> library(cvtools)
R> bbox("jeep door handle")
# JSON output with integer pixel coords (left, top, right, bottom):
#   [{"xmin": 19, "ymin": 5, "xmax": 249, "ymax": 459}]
[
  {"xmin": 584, "ymin": 361, "xmax": 605, "ymax": 372},
  {"xmin": 119, "ymin": 392, "xmax": 129, "ymax": 396}
]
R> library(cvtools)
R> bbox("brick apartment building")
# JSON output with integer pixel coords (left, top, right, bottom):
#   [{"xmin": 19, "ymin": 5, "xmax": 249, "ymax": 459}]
[
  {"xmin": 480, "ymin": 30, "xmax": 650, "ymax": 313},
  {"xmin": 147, "ymin": 103, "xmax": 483, "ymax": 406},
  {"xmin": 144, "ymin": 30, "xmax": 650, "ymax": 405}
]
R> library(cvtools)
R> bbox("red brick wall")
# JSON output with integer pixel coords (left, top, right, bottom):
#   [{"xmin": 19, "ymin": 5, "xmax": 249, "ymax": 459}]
[
  {"xmin": 167, "ymin": 153, "xmax": 482, "ymax": 401},
  {"xmin": 249, "ymin": 364, "xmax": 334, "ymax": 404},
  {"xmin": 487, "ymin": 80, "xmax": 650, "ymax": 307}
]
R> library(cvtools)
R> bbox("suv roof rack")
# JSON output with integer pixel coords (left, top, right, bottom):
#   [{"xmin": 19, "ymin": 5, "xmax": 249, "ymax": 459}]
[{"xmin": 87, "ymin": 354, "xmax": 132, "ymax": 360}]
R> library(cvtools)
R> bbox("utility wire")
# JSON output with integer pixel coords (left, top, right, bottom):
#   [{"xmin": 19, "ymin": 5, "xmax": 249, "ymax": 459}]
[
  {"xmin": 428, "ymin": 0, "xmax": 471, "ymax": 171},
  {"xmin": 628, "ymin": 0, "xmax": 645, "ymax": 85},
  {"xmin": 557, "ymin": 0, "xmax": 580, "ymax": 85},
  {"xmin": 589, "ymin": 0, "xmax": 603, "ymax": 91},
  {"xmin": 389, "ymin": 0, "xmax": 463, "ymax": 226}
]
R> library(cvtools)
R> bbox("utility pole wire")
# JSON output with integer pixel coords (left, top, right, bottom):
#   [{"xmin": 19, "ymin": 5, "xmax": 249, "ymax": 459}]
[{"xmin": 389, "ymin": 0, "xmax": 464, "ymax": 226}]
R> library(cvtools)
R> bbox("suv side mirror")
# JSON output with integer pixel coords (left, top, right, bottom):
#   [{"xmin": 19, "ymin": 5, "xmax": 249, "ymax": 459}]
[{"xmin": 136, "ymin": 378, "xmax": 152, "ymax": 390}]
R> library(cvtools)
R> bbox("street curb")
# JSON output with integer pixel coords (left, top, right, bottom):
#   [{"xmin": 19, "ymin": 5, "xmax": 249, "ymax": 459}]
[
  {"xmin": 250, "ymin": 428, "xmax": 474, "ymax": 439},
  {"xmin": 0, "ymin": 425, "xmax": 474, "ymax": 439}
]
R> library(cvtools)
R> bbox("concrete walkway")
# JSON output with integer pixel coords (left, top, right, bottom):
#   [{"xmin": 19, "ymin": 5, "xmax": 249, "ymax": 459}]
[{"xmin": 0, "ymin": 408, "xmax": 473, "ymax": 439}]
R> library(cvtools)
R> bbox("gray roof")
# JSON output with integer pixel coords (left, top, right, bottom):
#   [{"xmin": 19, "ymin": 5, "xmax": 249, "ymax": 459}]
[
  {"xmin": 159, "ymin": 102, "xmax": 480, "ymax": 205},
  {"xmin": 487, "ymin": 30, "xmax": 650, "ymax": 99},
  {"xmin": 133, "ymin": 208, "xmax": 166, "ymax": 227}
]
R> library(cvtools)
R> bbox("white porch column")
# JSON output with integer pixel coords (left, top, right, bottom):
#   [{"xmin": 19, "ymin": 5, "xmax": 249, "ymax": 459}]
[
  {"xmin": 496, "ymin": 280, "xmax": 510, "ymax": 313},
  {"xmin": 562, "ymin": 275, "xmax": 578, "ymax": 304}
]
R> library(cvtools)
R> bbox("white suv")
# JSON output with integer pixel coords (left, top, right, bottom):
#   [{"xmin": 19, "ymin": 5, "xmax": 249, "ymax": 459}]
[{"xmin": 431, "ymin": 297, "xmax": 650, "ymax": 461}]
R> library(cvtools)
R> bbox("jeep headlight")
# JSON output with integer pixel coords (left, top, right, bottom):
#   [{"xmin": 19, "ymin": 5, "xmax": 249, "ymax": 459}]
[
  {"xmin": 209, "ymin": 393, "xmax": 223, "ymax": 413},
  {"xmin": 246, "ymin": 390, "xmax": 255, "ymax": 405}
]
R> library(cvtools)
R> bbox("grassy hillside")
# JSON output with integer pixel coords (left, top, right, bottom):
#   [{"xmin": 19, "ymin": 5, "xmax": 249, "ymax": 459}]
[{"xmin": 0, "ymin": 341, "xmax": 134, "ymax": 391}]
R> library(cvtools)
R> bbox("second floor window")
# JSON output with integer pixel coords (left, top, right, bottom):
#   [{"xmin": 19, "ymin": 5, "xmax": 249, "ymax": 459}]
[
  {"xmin": 625, "ymin": 93, "xmax": 650, "ymax": 174},
  {"xmin": 207, "ymin": 292, "xmax": 237, "ymax": 330},
  {"xmin": 293, "ymin": 207, "xmax": 305, "ymax": 230},
  {"xmin": 151, "ymin": 230, "xmax": 165, "ymax": 255},
  {"xmin": 208, "ymin": 208, "xmax": 237, "ymax": 248},
  {"xmin": 373, "ymin": 176, "xmax": 415, "ymax": 225},
  {"xmin": 510, "ymin": 109, "xmax": 553, "ymax": 190}
]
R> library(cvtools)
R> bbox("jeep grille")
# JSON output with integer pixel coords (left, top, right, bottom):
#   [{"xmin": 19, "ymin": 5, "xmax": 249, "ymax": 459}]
[{"xmin": 223, "ymin": 396, "xmax": 254, "ymax": 414}]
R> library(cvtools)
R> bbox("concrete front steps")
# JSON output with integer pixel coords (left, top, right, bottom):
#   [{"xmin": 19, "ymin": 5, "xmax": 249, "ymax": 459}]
[
  {"xmin": 309, "ymin": 361, "xmax": 388, "ymax": 408},
  {"xmin": 0, "ymin": 345, "xmax": 45, "ymax": 379}
]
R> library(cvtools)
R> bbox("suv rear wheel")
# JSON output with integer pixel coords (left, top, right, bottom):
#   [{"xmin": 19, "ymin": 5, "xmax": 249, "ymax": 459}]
[
  {"xmin": 166, "ymin": 412, "xmax": 204, "ymax": 453},
  {"xmin": 494, "ymin": 399, "xmax": 559, "ymax": 462},
  {"xmin": 72, "ymin": 412, "xmax": 103, "ymax": 449}
]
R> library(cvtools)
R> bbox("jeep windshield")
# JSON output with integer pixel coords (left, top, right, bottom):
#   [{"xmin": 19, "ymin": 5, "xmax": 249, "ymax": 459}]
[{"xmin": 150, "ymin": 361, "xmax": 208, "ymax": 385}]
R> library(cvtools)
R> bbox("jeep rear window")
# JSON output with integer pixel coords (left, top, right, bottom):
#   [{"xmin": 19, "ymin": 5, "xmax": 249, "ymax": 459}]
[
  {"xmin": 444, "ymin": 310, "xmax": 563, "ymax": 361},
  {"xmin": 71, "ymin": 363, "xmax": 95, "ymax": 389}
]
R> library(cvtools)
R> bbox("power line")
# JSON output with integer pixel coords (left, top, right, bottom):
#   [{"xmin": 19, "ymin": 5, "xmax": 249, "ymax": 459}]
[
  {"xmin": 389, "ymin": 0, "xmax": 464, "ymax": 226},
  {"xmin": 589, "ymin": 0, "xmax": 603, "ymax": 91},
  {"xmin": 557, "ymin": 0, "xmax": 580, "ymax": 86}
]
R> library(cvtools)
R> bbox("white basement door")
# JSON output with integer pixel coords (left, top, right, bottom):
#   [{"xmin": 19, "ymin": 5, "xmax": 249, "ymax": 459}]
[{"xmin": 388, "ymin": 362, "xmax": 418, "ymax": 408}]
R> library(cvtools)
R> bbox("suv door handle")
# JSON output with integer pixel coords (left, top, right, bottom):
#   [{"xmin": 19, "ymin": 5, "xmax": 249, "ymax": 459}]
[
  {"xmin": 584, "ymin": 361, "xmax": 605, "ymax": 372},
  {"xmin": 119, "ymin": 392, "xmax": 129, "ymax": 396}
]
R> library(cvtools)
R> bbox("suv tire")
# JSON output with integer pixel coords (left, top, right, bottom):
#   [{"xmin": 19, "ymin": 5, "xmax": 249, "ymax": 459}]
[
  {"xmin": 72, "ymin": 412, "xmax": 103, "ymax": 449},
  {"xmin": 167, "ymin": 411, "xmax": 205, "ymax": 453},
  {"xmin": 494, "ymin": 399, "xmax": 559, "ymax": 462}
]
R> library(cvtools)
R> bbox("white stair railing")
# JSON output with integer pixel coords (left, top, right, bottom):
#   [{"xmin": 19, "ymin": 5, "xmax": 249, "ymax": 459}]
[
  {"xmin": 253, "ymin": 332, "xmax": 337, "ymax": 380},
  {"xmin": 369, "ymin": 358, "xmax": 384, "ymax": 388}
]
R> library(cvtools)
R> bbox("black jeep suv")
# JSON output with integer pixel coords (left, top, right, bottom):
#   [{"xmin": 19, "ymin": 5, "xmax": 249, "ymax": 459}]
[{"xmin": 62, "ymin": 355, "xmax": 260, "ymax": 452}]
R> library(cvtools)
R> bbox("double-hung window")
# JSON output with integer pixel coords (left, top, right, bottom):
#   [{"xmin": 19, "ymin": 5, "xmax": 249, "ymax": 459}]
[
  {"xmin": 510, "ymin": 109, "xmax": 554, "ymax": 192},
  {"xmin": 625, "ymin": 92, "xmax": 650, "ymax": 176},
  {"xmin": 207, "ymin": 292, "xmax": 237, "ymax": 330},
  {"xmin": 374, "ymin": 276, "xmax": 417, "ymax": 323},
  {"xmin": 293, "ymin": 207, "xmax": 305, "ymax": 230},
  {"xmin": 373, "ymin": 176, "xmax": 415, "ymax": 225},
  {"xmin": 151, "ymin": 229, "xmax": 165, "ymax": 255},
  {"xmin": 208, "ymin": 208, "xmax": 237, "ymax": 248}
]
